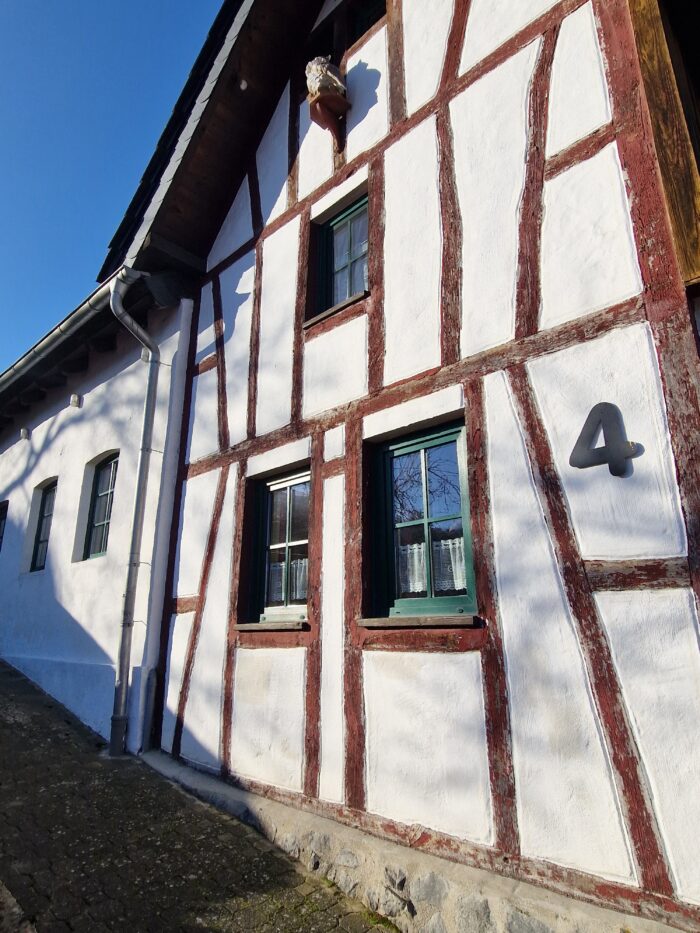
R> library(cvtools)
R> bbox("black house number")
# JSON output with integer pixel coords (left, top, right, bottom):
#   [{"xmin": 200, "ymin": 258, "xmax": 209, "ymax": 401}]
[{"xmin": 569, "ymin": 403, "xmax": 641, "ymax": 477}]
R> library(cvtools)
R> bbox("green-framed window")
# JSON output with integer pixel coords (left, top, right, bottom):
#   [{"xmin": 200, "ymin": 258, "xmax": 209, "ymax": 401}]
[
  {"xmin": 315, "ymin": 196, "xmax": 369, "ymax": 315},
  {"xmin": 84, "ymin": 455, "xmax": 119, "ymax": 559},
  {"xmin": 31, "ymin": 482, "xmax": 57, "ymax": 572},
  {"xmin": 376, "ymin": 425, "xmax": 477, "ymax": 617},
  {"xmin": 0, "ymin": 501, "xmax": 8, "ymax": 553},
  {"xmin": 259, "ymin": 471, "xmax": 310, "ymax": 621}
]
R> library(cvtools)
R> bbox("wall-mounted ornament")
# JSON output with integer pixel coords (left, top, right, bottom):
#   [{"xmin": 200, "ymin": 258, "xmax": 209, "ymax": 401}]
[
  {"xmin": 569, "ymin": 402, "xmax": 642, "ymax": 477},
  {"xmin": 306, "ymin": 56, "xmax": 350, "ymax": 148}
]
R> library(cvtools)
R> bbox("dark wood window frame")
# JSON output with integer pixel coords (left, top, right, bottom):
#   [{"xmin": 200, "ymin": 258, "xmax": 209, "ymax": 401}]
[
  {"xmin": 84, "ymin": 454, "xmax": 119, "ymax": 560},
  {"xmin": 31, "ymin": 481, "xmax": 57, "ymax": 573}
]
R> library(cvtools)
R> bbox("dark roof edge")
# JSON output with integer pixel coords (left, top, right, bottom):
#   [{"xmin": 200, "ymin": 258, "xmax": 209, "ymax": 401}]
[{"xmin": 97, "ymin": 0, "xmax": 246, "ymax": 282}]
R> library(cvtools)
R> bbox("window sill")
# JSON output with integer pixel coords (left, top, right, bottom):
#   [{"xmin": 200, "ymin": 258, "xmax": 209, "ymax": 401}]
[
  {"xmin": 358, "ymin": 615, "xmax": 484, "ymax": 629},
  {"xmin": 304, "ymin": 291, "xmax": 369, "ymax": 330},
  {"xmin": 234, "ymin": 621, "xmax": 307, "ymax": 632}
]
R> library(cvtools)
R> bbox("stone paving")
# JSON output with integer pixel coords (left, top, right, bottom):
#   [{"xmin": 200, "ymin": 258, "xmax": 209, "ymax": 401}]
[{"xmin": 0, "ymin": 661, "xmax": 394, "ymax": 933}]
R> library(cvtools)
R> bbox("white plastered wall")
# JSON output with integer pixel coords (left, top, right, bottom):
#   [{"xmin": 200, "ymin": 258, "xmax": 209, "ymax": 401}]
[
  {"xmin": 302, "ymin": 315, "xmax": 368, "ymax": 418},
  {"xmin": 540, "ymin": 143, "xmax": 642, "ymax": 329},
  {"xmin": 546, "ymin": 2, "xmax": 611, "ymax": 158},
  {"xmin": 161, "ymin": 611, "xmax": 194, "ymax": 754},
  {"xmin": 527, "ymin": 324, "xmax": 686, "ymax": 559},
  {"xmin": 172, "ymin": 468, "xmax": 222, "ymax": 598},
  {"xmin": 179, "ymin": 466, "xmax": 237, "ymax": 770},
  {"xmin": 319, "ymin": 473, "xmax": 345, "ymax": 803},
  {"xmin": 402, "ymin": 0, "xmax": 453, "ymax": 114},
  {"xmin": 383, "ymin": 117, "xmax": 442, "ymax": 385},
  {"xmin": 364, "ymin": 651, "xmax": 493, "ymax": 843},
  {"xmin": 257, "ymin": 83, "xmax": 290, "ymax": 225},
  {"xmin": 484, "ymin": 369, "xmax": 636, "ymax": 882},
  {"xmin": 255, "ymin": 216, "xmax": 300, "ymax": 436},
  {"xmin": 208, "ymin": 179, "xmax": 254, "ymax": 272},
  {"xmin": 0, "ymin": 306, "xmax": 187, "ymax": 743},
  {"xmin": 230, "ymin": 647, "xmax": 307, "ymax": 791},
  {"xmin": 187, "ymin": 366, "xmax": 219, "ymax": 463},
  {"xmin": 595, "ymin": 589, "xmax": 700, "ymax": 904},
  {"xmin": 345, "ymin": 26, "xmax": 390, "ymax": 162},
  {"xmin": 460, "ymin": 0, "xmax": 559, "ymax": 72},
  {"xmin": 451, "ymin": 40, "xmax": 541, "ymax": 358},
  {"xmin": 221, "ymin": 252, "xmax": 256, "ymax": 446},
  {"xmin": 196, "ymin": 282, "xmax": 216, "ymax": 363},
  {"xmin": 298, "ymin": 102, "xmax": 335, "ymax": 201}
]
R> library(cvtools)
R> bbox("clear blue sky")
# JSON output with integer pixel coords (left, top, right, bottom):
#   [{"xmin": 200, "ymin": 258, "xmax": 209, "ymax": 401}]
[{"xmin": 0, "ymin": 0, "xmax": 221, "ymax": 372}]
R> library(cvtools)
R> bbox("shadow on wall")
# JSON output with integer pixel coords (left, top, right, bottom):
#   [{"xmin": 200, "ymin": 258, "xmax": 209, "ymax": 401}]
[
  {"xmin": 0, "ymin": 510, "xmax": 115, "ymax": 738},
  {"xmin": 345, "ymin": 61, "xmax": 380, "ymax": 127}
]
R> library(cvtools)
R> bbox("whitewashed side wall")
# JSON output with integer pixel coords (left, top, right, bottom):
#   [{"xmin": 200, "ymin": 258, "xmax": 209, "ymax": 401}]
[
  {"xmin": 208, "ymin": 179, "xmax": 254, "ymax": 272},
  {"xmin": 402, "ymin": 0, "xmax": 453, "ymax": 115},
  {"xmin": 0, "ymin": 305, "xmax": 188, "ymax": 744},
  {"xmin": 257, "ymin": 83, "xmax": 291, "ymax": 225}
]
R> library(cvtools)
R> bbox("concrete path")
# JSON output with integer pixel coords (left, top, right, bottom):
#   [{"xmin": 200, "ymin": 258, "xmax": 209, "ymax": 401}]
[{"xmin": 0, "ymin": 661, "xmax": 391, "ymax": 932}]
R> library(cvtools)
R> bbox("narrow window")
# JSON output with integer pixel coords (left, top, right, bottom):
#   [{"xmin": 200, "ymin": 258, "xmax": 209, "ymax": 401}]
[
  {"xmin": 312, "ymin": 195, "xmax": 369, "ymax": 318},
  {"xmin": 84, "ymin": 455, "xmax": 119, "ymax": 559},
  {"xmin": 0, "ymin": 501, "xmax": 8, "ymax": 553},
  {"xmin": 260, "ymin": 471, "xmax": 310, "ymax": 621},
  {"xmin": 31, "ymin": 482, "xmax": 57, "ymax": 572},
  {"xmin": 375, "ymin": 425, "xmax": 477, "ymax": 617}
]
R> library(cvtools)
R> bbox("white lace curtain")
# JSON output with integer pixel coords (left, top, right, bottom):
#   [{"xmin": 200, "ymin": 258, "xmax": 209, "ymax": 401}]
[
  {"xmin": 267, "ymin": 556, "xmax": 308, "ymax": 603},
  {"xmin": 398, "ymin": 537, "xmax": 465, "ymax": 595}
]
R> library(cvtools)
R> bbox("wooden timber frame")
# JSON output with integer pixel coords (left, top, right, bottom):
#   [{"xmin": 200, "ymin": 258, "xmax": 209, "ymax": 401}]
[{"xmin": 150, "ymin": 0, "xmax": 700, "ymax": 929}]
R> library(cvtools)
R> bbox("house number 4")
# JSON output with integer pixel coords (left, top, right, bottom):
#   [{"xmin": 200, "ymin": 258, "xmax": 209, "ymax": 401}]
[{"xmin": 569, "ymin": 403, "xmax": 642, "ymax": 477}]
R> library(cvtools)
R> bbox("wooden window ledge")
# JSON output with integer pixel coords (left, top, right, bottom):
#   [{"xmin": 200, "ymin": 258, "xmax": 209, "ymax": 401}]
[
  {"xmin": 234, "ymin": 621, "xmax": 307, "ymax": 632},
  {"xmin": 304, "ymin": 291, "xmax": 369, "ymax": 330},
  {"xmin": 358, "ymin": 615, "xmax": 484, "ymax": 629}
]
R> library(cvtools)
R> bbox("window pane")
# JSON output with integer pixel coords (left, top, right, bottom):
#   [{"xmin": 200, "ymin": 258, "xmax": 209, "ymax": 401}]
[
  {"xmin": 288, "ymin": 544, "xmax": 309, "ymax": 604},
  {"xmin": 266, "ymin": 549, "xmax": 286, "ymax": 606},
  {"xmin": 333, "ymin": 268, "xmax": 350, "ymax": 305},
  {"xmin": 333, "ymin": 222, "xmax": 350, "ymax": 271},
  {"xmin": 395, "ymin": 525, "xmax": 427, "ymax": 599},
  {"xmin": 43, "ymin": 487, "xmax": 56, "ymax": 517},
  {"xmin": 290, "ymin": 481, "xmax": 310, "ymax": 542},
  {"xmin": 93, "ymin": 492, "xmax": 109, "ymax": 526},
  {"xmin": 351, "ymin": 257, "xmax": 368, "ymax": 295},
  {"xmin": 89, "ymin": 523, "xmax": 106, "ymax": 558},
  {"xmin": 391, "ymin": 451, "xmax": 424, "ymax": 523},
  {"xmin": 350, "ymin": 209, "xmax": 368, "ymax": 259},
  {"xmin": 96, "ymin": 463, "xmax": 113, "ymax": 495},
  {"xmin": 427, "ymin": 441, "xmax": 462, "ymax": 519},
  {"xmin": 269, "ymin": 488, "xmax": 287, "ymax": 546},
  {"xmin": 430, "ymin": 519, "xmax": 467, "ymax": 596},
  {"xmin": 34, "ymin": 540, "xmax": 48, "ymax": 571}
]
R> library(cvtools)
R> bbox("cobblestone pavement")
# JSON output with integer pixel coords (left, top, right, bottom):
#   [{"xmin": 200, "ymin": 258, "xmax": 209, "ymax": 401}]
[{"xmin": 0, "ymin": 662, "xmax": 393, "ymax": 933}]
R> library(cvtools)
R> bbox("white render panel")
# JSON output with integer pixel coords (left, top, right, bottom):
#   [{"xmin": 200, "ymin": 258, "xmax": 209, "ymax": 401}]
[
  {"xmin": 255, "ymin": 216, "xmax": 301, "ymax": 436},
  {"xmin": 461, "ymin": 0, "xmax": 558, "ymax": 72},
  {"xmin": 384, "ymin": 117, "xmax": 442, "ymax": 384},
  {"xmin": 257, "ymin": 84, "xmax": 290, "ymax": 225},
  {"xmin": 220, "ymin": 253, "xmax": 256, "ymax": 446},
  {"xmin": 451, "ymin": 41, "xmax": 541, "ymax": 358},
  {"xmin": 195, "ymin": 282, "xmax": 216, "ymax": 363},
  {"xmin": 302, "ymin": 316, "xmax": 368, "ymax": 417},
  {"xmin": 540, "ymin": 143, "xmax": 642, "ymax": 329},
  {"xmin": 247, "ymin": 437, "xmax": 311, "ymax": 478},
  {"xmin": 186, "ymin": 367, "xmax": 219, "ymax": 463},
  {"xmin": 402, "ymin": 0, "xmax": 453, "ymax": 114},
  {"xmin": 172, "ymin": 468, "xmax": 222, "ymax": 597},
  {"xmin": 527, "ymin": 324, "xmax": 686, "ymax": 559},
  {"xmin": 324, "ymin": 425, "xmax": 345, "ymax": 461},
  {"xmin": 180, "ymin": 468, "xmax": 237, "ymax": 769},
  {"xmin": 298, "ymin": 102, "xmax": 335, "ymax": 200},
  {"xmin": 363, "ymin": 385, "xmax": 464, "ymax": 440},
  {"xmin": 346, "ymin": 27, "xmax": 390, "ymax": 162},
  {"xmin": 311, "ymin": 165, "xmax": 369, "ymax": 221},
  {"xmin": 484, "ymin": 370, "xmax": 636, "ymax": 882},
  {"xmin": 546, "ymin": 3, "xmax": 611, "ymax": 158},
  {"xmin": 596, "ymin": 589, "xmax": 700, "ymax": 905},
  {"xmin": 364, "ymin": 651, "xmax": 493, "ymax": 843},
  {"xmin": 231, "ymin": 647, "xmax": 307, "ymax": 791},
  {"xmin": 208, "ymin": 179, "xmax": 253, "ymax": 271},
  {"xmin": 319, "ymin": 474, "xmax": 346, "ymax": 803},
  {"xmin": 161, "ymin": 612, "xmax": 194, "ymax": 755}
]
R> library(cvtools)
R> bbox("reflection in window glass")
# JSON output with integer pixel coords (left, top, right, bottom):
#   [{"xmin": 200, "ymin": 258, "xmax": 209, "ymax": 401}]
[
  {"xmin": 31, "ymin": 482, "xmax": 57, "ymax": 572},
  {"xmin": 85, "ymin": 456, "xmax": 119, "ymax": 559},
  {"xmin": 264, "ymin": 474, "xmax": 310, "ymax": 613},
  {"xmin": 330, "ymin": 199, "xmax": 369, "ymax": 308}
]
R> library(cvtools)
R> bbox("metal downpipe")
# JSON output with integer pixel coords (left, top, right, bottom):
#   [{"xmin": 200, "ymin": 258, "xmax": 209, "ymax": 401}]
[{"xmin": 109, "ymin": 267, "xmax": 161, "ymax": 756}]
